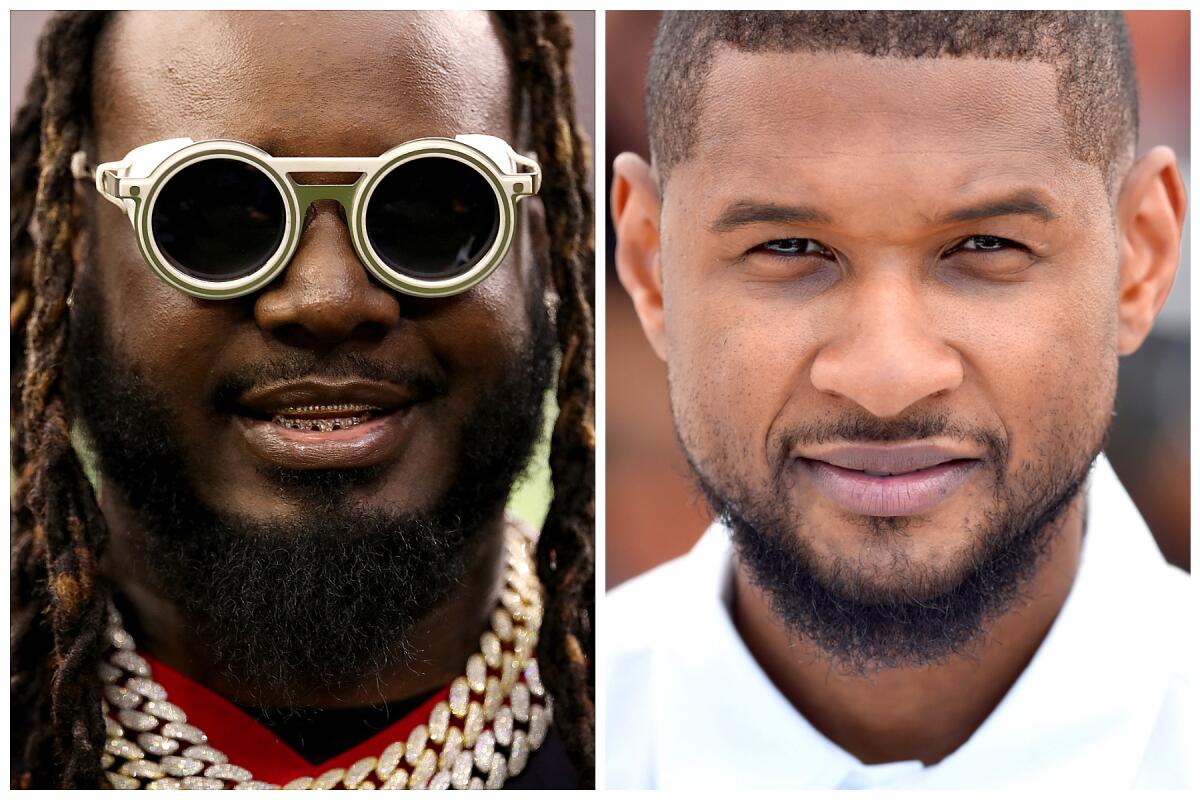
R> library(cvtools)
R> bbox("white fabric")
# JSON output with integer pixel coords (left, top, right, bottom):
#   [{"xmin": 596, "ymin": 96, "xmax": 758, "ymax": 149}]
[{"xmin": 604, "ymin": 455, "xmax": 1193, "ymax": 789}]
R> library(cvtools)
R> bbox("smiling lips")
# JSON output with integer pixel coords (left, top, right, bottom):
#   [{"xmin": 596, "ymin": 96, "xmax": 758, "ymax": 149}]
[
  {"xmin": 796, "ymin": 442, "xmax": 984, "ymax": 516},
  {"xmin": 234, "ymin": 379, "xmax": 426, "ymax": 470}
]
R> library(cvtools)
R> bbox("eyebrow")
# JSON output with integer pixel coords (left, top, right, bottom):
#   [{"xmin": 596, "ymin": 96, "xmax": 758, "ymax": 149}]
[
  {"xmin": 936, "ymin": 191, "xmax": 1058, "ymax": 224},
  {"xmin": 708, "ymin": 190, "xmax": 1058, "ymax": 233},
  {"xmin": 708, "ymin": 201, "xmax": 833, "ymax": 233}
]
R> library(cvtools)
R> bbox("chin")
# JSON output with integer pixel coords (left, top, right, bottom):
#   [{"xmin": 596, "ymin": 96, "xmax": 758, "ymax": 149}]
[{"xmin": 802, "ymin": 536, "xmax": 971, "ymax": 602}]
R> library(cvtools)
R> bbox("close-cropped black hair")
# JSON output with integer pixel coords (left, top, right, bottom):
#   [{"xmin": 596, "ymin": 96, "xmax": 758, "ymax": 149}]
[
  {"xmin": 10, "ymin": 10, "xmax": 594, "ymax": 788},
  {"xmin": 648, "ymin": 11, "xmax": 1138, "ymax": 187}
]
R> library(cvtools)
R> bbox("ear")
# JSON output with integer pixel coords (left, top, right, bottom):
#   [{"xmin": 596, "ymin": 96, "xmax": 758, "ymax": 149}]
[
  {"xmin": 612, "ymin": 152, "xmax": 667, "ymax": 360},
  {"xmin": 1114, "ymin": 146, "xmax": 1186, "ymax": 355}
]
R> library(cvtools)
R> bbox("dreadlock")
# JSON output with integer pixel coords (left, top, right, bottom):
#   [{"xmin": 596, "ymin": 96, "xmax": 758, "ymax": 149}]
[
  {"xmin": 10, "ymin": 10, "xmax": 595, "ymax": 789},
  {"xmin": 495, "ymin": 11, "xmax": 596, "ymax": 787}
]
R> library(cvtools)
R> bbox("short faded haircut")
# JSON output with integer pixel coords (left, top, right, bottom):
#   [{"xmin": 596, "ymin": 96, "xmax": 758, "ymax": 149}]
[{"xmin": 647, "ymin": 11, "xmax": 1138, "ymax": 188}]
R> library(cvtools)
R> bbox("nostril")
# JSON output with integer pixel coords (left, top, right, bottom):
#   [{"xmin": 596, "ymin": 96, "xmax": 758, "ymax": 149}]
[
  {"xmin": 352, "ymin": 320, "xmax": 391, "ymax": 342},
  {"xmin": 266, "ymin": 319, "xmax": 390, "ymax": 350}
]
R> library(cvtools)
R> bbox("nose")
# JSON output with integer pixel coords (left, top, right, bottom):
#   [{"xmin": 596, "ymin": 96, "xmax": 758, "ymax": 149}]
[
  {"xmin": 254, "ymin": 202, "xmax": 401, "ymax": 345},
  {"xmin": 809, "ymin": 273, "xmax": 964, "ymax": 418}
]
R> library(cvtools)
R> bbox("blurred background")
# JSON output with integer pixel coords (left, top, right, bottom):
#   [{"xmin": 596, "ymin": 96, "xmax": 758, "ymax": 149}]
[
  {"xmin": 10, "ymin": 10, "xmax": 595, "ymax": 530},
  {"xmin": 605, "ymin": 10, "xmax": 1190, "ymax": 588}
]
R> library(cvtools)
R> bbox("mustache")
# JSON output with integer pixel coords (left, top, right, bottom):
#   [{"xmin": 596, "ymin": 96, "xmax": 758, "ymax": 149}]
[
  {"xmin": 212, "ymin": 351, "xmax": 445, "ymax": 411},
  {"xmin": 773, "ymin": 409, "xmax": 1009, "ymax": 467}
]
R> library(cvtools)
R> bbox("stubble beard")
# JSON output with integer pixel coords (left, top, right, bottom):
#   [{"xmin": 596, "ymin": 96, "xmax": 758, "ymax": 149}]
[{"xmin": 674, "ymin": 391, "xmax": 1110, "ymax": 676}]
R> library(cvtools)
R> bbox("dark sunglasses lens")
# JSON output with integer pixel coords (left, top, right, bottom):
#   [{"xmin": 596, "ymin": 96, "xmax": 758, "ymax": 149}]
[
  {"xmin": 365, "ymin": 157, "xmax": 500, "ymax": 281},
  {"xmin": 151, "ymin": 158, "xmax": 286, "ymax": 281}
]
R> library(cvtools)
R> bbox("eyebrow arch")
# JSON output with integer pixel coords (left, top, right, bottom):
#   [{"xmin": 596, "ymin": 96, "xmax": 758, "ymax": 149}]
[
  {"xmin": 937, "ymin": 191, "xmax": 1058, "ymax": 224},
  {"xmin": 709, "ymin": 190, "xmax": 1058, "ymax": 234},
  {"xmin": 708, "ymin": 201, "xmax": 833, "ymax": 233}
]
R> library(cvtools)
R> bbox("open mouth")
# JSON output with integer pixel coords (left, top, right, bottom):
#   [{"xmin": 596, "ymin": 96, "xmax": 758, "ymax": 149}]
[
  {"xmin": 230, "ymin": 379, "xmax": 430, "ymax": 470},
  {"xmin": 263, "ymin": 403, "xmax": 385, "ymax": 432},
  {"xmin": 231, "ymin": 379, "xmax": 422, "ymax": 433}
]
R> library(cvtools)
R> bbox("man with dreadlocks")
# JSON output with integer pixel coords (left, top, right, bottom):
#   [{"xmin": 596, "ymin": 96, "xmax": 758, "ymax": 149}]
[
  {"xmin": 608, "ymin": 10, "xmax": 1189, "ymax": 791},
  {"xmin": 11, "ymin": 10, "xmax": 593, "ymax": 790}
]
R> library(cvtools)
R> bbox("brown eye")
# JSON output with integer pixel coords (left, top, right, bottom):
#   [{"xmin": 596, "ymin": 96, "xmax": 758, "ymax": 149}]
[
  {"xmin": 955, "ymin": 235, "xmax": 1020, "ymax": 253},
  {"xmin": 940, "ymin": 234, "xmax": 1036, "ymax": 281},
  {"xmin": 757, "ymin": 238, "xmax": 833, "ymax": 257}
]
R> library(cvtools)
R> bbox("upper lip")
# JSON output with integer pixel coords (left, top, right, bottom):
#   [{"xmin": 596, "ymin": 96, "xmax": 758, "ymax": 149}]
[
  {"xmin": 236, "ymin": 379, "xmax": 422, "ymax": 417},
  {"xmin": 795, "ymin": 442, "xmax": 984, "ymax": 474}
]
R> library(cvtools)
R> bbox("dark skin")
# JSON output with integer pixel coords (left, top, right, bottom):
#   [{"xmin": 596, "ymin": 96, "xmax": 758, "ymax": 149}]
[
  {"xmin": 615, "ymin": 51, "xmax": 1184, "ymax": 764},
  {"xmin": 78, "ymin": 11, "xmax": 542, "ymax": 710}
]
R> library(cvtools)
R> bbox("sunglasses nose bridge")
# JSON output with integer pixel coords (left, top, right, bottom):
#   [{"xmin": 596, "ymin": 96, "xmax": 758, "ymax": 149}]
[
  {"xmin": 288, "ymin": 180, "xmax": 379, "ymax": 285},
  {"xmin": 254, "ymin": 183, "xmax": 401, "ymax": 344},
  {"xmin": 291, "ymin": 181, "xmax": 358, "ymax": 219}
]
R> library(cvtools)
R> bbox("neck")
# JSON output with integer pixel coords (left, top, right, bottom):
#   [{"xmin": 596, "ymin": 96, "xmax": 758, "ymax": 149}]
[
  {"xmin": 731, "ymin": 494, "xmax": 1085, "ymax": 766},
  {"xmin": 99, "ymin": 485, "xmax": 507, "ymax": 710}
]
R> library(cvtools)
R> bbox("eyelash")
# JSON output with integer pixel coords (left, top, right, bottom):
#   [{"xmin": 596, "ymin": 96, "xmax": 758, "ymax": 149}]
[
  {"xmin": 751, "ymin": 234, "xmax": 1029, "ymax": 260},
  {"xmin": 753, "ymin": 239, "xmax": 835, "ymax": 259},
  {"xmin": 943, "ymin": 234, "xmax": 1029, "ymax": 256}
]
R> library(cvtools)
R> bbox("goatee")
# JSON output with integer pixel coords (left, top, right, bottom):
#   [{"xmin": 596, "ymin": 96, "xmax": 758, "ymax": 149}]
[{"xmin": 684, "ymin": 409, "xmax": 1106, "ymax": 675}]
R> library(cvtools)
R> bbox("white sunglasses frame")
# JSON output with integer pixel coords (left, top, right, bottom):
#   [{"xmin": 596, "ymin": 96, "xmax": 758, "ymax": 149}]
[{"xmin": 73, "ymin": 135, "xmax": 541, "ymax": 300}]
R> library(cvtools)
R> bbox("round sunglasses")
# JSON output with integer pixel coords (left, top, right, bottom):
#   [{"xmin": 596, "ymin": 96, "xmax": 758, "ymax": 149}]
[{"xmin": 72, "ymin": 135, "xmax": 541, "ymax": 299}]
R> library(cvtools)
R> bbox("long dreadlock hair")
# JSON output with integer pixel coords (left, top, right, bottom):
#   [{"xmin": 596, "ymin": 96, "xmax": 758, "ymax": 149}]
[{"xmin": 10, "ymin": 10, "xmax": 594, "ymax": 789}]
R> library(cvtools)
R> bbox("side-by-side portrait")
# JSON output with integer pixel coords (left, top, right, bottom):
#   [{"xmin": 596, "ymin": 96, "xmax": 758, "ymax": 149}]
[{"xmin": 9, "ymin": 7, "xmax": 1191, "ymax": 794}]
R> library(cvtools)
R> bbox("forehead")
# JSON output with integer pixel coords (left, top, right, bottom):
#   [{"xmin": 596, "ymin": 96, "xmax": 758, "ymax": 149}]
[
  {"xmin": 677, "ymin": 48, "xmax": 1103, "ymax": 215},
  {"xmin": 92, "ymin": 10, "xmax": 513, "ymax": 160}
]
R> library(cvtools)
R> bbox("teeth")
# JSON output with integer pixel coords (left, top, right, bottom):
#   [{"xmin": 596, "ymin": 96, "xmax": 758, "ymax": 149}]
[
  {"xmin": 268, "ymin": 403, "xmax": 385, "ymax": 432},
  {"xmin": 271, "ymin": 415, "xmax": 368, "ymax": 432},
  {"xmin": 279, "ymin": 404, "xmax": 375, "ymax": 415}
]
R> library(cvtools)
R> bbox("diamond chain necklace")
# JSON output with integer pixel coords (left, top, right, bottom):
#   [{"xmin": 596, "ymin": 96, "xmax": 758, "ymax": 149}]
[{"xmin": 99, "ymin": 522, "xmax": 552, "ymax": 790}]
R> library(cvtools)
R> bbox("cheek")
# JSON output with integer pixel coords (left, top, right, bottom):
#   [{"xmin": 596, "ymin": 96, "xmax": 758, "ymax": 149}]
[
  {"xmin": 468, "ymin": 241, "xmax": 530, "ymax": 327},
  {"xmin": 431, "ymin": 224, "xmax": 538, "ymax": 374},
  {"xmin": 89, "ymin": 213, "xmax": 245, "ymax": 403},
  {"xmin": 662, "ymin": 239, "xmax": 821, "ymax": 470},
  {"xmin": 939, "ymin": 263, "xmax": 1118, "ymax": 460}
]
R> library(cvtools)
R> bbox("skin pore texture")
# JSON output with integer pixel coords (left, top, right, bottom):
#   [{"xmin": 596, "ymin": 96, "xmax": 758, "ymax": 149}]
[
  {"xmin": 73, "ymin": 11, "xmax": 554, "ymax": 715},
  {"xmin": 614, "ymin": 48, "xmax": 1184, "ymax": 765}
]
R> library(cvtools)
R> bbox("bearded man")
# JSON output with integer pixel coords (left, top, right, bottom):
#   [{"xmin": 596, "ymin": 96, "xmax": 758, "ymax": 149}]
[
  {"xmin": 10, "ymin": 10, "xmax": 594, "ymax": 790},
  {"xmin": 609, "ymin": 10, "xmax": 1189, "ymax": 790}
]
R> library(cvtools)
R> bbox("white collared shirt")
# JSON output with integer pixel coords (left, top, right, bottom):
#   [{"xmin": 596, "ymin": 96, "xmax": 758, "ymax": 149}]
[{"xmin": 604, "ymin": 455, "xmax": 1193, "ymax": 789}]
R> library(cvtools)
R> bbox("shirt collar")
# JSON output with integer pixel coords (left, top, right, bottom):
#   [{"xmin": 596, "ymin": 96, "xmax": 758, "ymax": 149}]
[
  {"xmin": 650, "ymin": 454, "xmax": 1180, "ymax": 789},
  {"xmin": 928, "ymin": 453, "xmax": 1180, "ymax": 789}
]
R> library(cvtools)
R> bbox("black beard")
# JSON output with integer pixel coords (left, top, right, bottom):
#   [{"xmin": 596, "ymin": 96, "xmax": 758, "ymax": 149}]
[
  {"xmin": 65, "ymin": 272, "xmax": 556, "ymax": 709},
  {"xmin": 684, "ymin": 409, "xmax": 1106, "ymax": 675}
]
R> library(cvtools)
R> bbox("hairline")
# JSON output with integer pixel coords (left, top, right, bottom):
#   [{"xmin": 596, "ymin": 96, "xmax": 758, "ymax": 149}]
[{"xmin": 650, "ymin": 15, "xmax": 1138, "ymax": 197}]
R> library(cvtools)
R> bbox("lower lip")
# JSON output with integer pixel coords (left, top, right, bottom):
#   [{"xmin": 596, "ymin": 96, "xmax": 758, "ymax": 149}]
[
  {"xmin": 237, "ymin": 410, "xmax": 414, "ymax": 470},
  {"xmin": 800, "ymin": 459, "xmax": 981, "ymax": 516}
]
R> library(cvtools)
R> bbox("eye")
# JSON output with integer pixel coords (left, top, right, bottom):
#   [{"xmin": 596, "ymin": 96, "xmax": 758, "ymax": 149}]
[
  {"xmin": 754, "ymin": 238, "xmax": 834, "ymax": 258},
  {"xmin": 949, "ymin": 235, "xmax": 1024, "ymax": 254},
  {"xmin": 940, "ymin": 234, "xmax": 1036, "ymax": 280}
]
